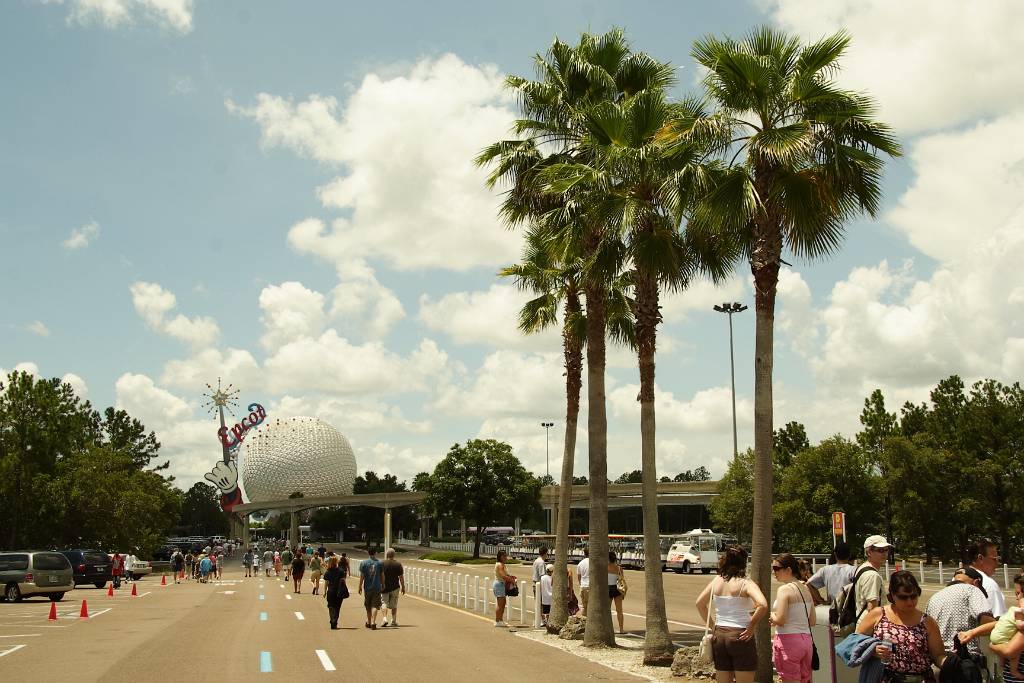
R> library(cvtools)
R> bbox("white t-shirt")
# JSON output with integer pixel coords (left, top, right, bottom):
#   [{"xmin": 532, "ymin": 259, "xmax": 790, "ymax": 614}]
[
  {"xmin": 979, "ymin": 571, "xmax": 1007, "ymax": 617},
  {"xmin": 540, "ymin": 574, "xmax": 553, "ymax": 605},
  {"xmin": 532, "ymin": 557, "xmax": 546, "ymax": 584},
  {"xmin": 577, "ymin": 558, "xmax": 590, "ymax": 588}
]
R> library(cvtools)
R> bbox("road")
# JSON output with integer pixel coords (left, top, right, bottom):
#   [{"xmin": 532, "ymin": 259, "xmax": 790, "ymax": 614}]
[{"xmin": 0, "ymin": 559, "xmax": 643, "ymax": 680}]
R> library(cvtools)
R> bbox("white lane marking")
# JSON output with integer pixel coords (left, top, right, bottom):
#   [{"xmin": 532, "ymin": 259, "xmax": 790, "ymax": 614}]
[
  {"xmin": 0, "ymin": 644, "xmax": 28, "ymax": 658},
  {"xmin": 221, "ymin": 591, "xmax": 235, "ymax": 595},
  {"xmin": 285, "ymin": 595, "xmax": 292, "ymax": 600},
  {"xmin": 622, "ymin": 611, "xmax": 704, "ymax": 629},
  {"xmin": 315, "ymin": 649, "xmax": 336, "ymax": 671},
  {"xmin": 87, "ymin": 608, "xmax": 112, "ymax": 619},
  {"xmin": 294, "ymin": 612, "xmax": 304, "ymax": 620},
  {"xmin": 0, "ymin": 624, "xmax": 66, "ymax": 628},
  {"xmin": 0, "ymin": 634, "xmax": 41, "ymax": 638}
]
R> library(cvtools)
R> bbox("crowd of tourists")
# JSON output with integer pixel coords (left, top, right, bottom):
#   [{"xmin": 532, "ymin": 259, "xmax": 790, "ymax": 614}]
[{"xmin": 689, "ymin": 536, "xmax": 1017, "ymax": 683}]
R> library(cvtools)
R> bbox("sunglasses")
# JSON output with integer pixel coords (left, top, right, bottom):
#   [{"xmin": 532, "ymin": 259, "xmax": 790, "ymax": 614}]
[
  {"xmin": 892, "ymin": 593, "xmax": 918, "ymax": 601},
  {"xmin": 771, "ymin": 565, "xmax": 783, "ymax": 572}
]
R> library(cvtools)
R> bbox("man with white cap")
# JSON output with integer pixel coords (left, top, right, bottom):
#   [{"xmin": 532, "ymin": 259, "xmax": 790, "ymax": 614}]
[{"xmin": 855, "ymin": 534, "xmax": 892, "ymax": 620}]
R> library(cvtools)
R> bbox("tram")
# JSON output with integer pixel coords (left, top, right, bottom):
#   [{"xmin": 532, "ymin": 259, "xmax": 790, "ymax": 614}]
[
  {"xmin": 665, "ymin": 529, "xmax": 739, "ymax": 574},
  {"xmin": 507, "ymin": 534, "xmax": 689, "ymax": 570}
]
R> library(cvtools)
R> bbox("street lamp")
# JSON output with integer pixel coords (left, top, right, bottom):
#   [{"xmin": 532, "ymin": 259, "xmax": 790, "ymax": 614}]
[
  {"xmin": 541, "ymin": 422, "xmax": 554, "ymax": 479},
  {"xmin": 713, "ymin": 302, "xmax": 747, "ymax": 461}
]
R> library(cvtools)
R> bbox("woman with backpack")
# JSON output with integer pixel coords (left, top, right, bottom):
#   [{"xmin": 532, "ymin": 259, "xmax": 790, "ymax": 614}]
[{"xmin": 695, "ymin": 546, "xmax": 768, "ymax": 683}]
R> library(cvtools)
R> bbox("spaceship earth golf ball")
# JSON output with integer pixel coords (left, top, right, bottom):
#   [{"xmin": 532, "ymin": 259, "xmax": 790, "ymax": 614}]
[{"xmin": 241, "ymin": 416, "xmax": 357, "ymax": 502}]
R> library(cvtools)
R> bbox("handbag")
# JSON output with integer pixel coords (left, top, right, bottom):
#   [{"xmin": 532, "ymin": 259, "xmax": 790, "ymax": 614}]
[
  {"xmin": 697, "ymin": 587, "xmax": 714, "ymax": 666},
  {"xmin": 506, "ymin": 581, "xmax": 519, "ymax": 597},
  {"xmin": 616, "ymin": 571, "xmax": 628, "ymax": 598},
  {"xmin": 798, "ymin": 586, "xmax": 820, "ymax": 671}
]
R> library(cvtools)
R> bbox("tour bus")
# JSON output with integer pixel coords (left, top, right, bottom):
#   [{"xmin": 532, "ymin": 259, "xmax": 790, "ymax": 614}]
[{"xmin": 665, "ymin": 529, "xmax": 739, "ymax": 574}]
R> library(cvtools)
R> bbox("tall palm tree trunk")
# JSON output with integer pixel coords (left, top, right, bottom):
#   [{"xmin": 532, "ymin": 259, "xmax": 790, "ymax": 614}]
[
  {"xmin": 549, "ymin": 292, "xmax": 583, "ymax": 632},
  {"xmin": 750, "ymin": 189, "xmax": 782, "ymax": 683},
  {"xmin": 583, "ymin": 271, "xmax": 615, "ymax": 647},
  {"xmin": 635, "ymin": 271, "xmax": 673, "ymax": 664}
]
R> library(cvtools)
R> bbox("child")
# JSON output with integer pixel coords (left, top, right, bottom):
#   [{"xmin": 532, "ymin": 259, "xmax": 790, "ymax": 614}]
[
  {"xmin": 540, "ymin": 564, "xmax": 553, "ymax": 626},
  {"xmin": 990, "ymin": 574, "xmax": 1024, "ymax": 678}
]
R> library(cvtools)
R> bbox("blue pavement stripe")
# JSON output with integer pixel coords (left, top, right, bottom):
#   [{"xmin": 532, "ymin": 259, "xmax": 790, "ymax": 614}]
[
  {"xmin": 260, "ymin": 612, "xmax": 267, "ymax": 621},
  {"xmin": 260, "ymin": 651, "xmax": 272, "ymax": 673}
]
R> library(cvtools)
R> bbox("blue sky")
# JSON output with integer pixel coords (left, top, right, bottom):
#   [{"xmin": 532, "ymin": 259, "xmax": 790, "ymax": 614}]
[{"xmin": 3, "ymin": 0, "xmax": 1022, "ymax": 491}]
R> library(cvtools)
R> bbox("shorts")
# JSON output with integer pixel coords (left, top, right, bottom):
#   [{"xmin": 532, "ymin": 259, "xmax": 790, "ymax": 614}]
[
  {"xmin": 580, "ymin": 586, "xmax": 589, "ymax": 610},
  {"xmin": 493, "ymin": 580, "xmax": 506, "ymax": 598},
  {"xmin": 382, "ymin": 589, "xmax": 401, "ymax": 610},
  {"xmin": 609, "ymin": 585, "xmax": 622, "ymax": 599},
  {"xmin": 542, "ymin": 603, "xmax": 551, "ymax": 615},
  {"xmin": 293, "ymin": 571, "xmax": 304, "ymax": 581},
  {"xmin": 363, "ymin": 589, "xmax": 382, "ymax": 610},
  {"xmin": 712, "ymin": 626, "xmax": 758, "ymax": 672},
  {"xmin": 311, "ymin": 571, "xmax": 322, "ymax": 582},
  {"xmin": 772, "ymin": 633, "xmax": 812, "ymax": 683}
]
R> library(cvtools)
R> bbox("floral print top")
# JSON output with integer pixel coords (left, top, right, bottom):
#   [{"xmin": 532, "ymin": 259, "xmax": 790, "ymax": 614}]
[{"xmin": 872, "ymin": 608, "xmax": 935, "ymax": 682}]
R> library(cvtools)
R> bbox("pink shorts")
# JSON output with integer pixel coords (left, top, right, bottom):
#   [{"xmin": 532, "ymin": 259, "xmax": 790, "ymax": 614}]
[{"xmin": 772, "ymin": 633, "xmax": 812, "ymax": 683}]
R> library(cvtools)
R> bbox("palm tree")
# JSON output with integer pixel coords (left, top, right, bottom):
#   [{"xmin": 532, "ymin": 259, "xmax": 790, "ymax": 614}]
[
  {"xmin": 687, "ymin": 27, "xmax": 901, "ymax": 677},
  {"xmin": 545, "ymin": 83, "xmax": 738, "ymax": 663},
  {"xmin": 500, "ymin": 226, "xmax": 635, "ymax": 634}
]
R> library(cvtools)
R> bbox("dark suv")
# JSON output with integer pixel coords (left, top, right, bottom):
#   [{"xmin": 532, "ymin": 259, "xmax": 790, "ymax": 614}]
[{"xmin": 60, "ymin": 549, "xmax": 113, "ymax": 589}]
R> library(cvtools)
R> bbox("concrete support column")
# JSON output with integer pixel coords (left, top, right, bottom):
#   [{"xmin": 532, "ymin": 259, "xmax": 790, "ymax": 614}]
[
  {"xmin": 241, "ymin": 514, "xmax": 250, "ymax": 547},
  {"xmin": 514, "ymin": 517, "xmax": 521, "ymax": 536},
  {"xmin": 289, "ymin": 511, "xmax": 300, "ymax": 548},
  {"xmin": 421, "ymin": 518, "xmax": 429, "ymax": 542},
  {"xmin": 384, "ymin": 508, "xmax": 393, "ymax": 551},
  {"xmin": 460, "ymin": 518, "xmax": 466, "ymax": 544},
  {"xmin": 437, "ymin": 518, "xmax": 443, "ymax": 538},
  {"xmin": 549, "ymin": 503, "xmax": 557, "ymax": 534}
]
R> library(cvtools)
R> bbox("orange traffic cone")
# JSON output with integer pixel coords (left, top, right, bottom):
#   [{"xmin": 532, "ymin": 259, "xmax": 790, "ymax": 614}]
[
  {"xmin": 79, "ymin": 600, "xmax": 89, "ymax": 619},
  {"xmin": 48, "ymin": 601, "xmax": 58, "ymax": 621},
  {"xmin": 130, "ymin": 583, "xmax": 138, "ymax": 597},
  {"xmin": 107, "ymin": 582, "xmax": 114, "ymax": 597},
  {"xmin": 161, "ymin": 574, "xmax": 167, "ymax": 586}
]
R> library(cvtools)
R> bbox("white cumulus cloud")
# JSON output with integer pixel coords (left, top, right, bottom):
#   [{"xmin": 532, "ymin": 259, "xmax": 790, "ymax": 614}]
[
  {"xmin": 51, "ymin": 0, "xmax": 195, "ymax": 33},
  {"xmin": 130, "ymin": 281, "xmax": 220, "ymax": 348},
  {"xmin": 258, "ymin": 281, "xmax": 327, "ymax": 351},
  {"xmin": 230, "ymin": 54, "xmax": 522, "ymax": 271}
]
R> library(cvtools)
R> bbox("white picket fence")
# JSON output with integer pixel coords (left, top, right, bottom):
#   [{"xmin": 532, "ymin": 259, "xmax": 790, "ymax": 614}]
[
  {"xmin": 404, "ymin": 565, "xmax": 541, "ymax": 627},
  {"xmin": 424, "ymin": 541, "xmax": 510, "ymax": 557}
]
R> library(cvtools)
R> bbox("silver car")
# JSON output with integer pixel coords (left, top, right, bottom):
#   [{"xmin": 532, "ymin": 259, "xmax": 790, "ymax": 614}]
[{"xmin": 0, "ymin": 551, "xmax": 75, "ymax": 602}]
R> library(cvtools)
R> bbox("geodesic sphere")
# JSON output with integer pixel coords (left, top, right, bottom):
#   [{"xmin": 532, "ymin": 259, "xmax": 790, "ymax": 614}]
[{"xmin": 240, "ymin": 416, "xmax": 357, "ymax": 503}]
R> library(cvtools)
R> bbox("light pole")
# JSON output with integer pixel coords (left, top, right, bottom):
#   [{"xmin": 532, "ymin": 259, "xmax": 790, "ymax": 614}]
[
  {"xmin": 541, "ymin": 422, "xmax": 554, "ymax": 479},
  {"xmin": 713, "ymin": 302, "xmax": 747, "ymax": 461}
]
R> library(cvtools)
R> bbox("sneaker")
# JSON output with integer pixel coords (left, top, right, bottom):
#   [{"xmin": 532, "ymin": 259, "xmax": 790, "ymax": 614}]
[
  {"xmin": 493, "ymin": 621, "xmax": 506, "ymax": 628},
  {"xmin": 381, "ymin": 621, "xmax": 389, "ymax": 627},
  {"xmin": 370, "ymin": 624, "xmax": 377, "ymax": 630},
  {"xmin": 391, "ymin": 622, "xmax": 399, "ymax": 628}
]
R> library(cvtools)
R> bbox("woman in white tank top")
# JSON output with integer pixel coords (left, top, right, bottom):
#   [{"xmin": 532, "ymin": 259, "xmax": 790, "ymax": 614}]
[
  {"xmin": 695, "ymin": 545, "xmax": 768, "ymax": 683},
  {"xmin": 769, "ymin": 553, "xmax": 816, "ymax": 683}
]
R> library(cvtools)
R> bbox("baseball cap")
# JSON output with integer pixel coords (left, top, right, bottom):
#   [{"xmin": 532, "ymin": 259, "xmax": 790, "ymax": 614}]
[
  {"xmin": 545, "ymin": 564, "xmax": 554, "ymax": 572},
  {"xmin": 863, "ymin": 535, "xmax": 893, "ymax": 550}
]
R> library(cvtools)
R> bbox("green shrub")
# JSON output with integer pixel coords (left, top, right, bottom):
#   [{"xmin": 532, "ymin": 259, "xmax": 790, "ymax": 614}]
[{"xmin": 421, "ymin": 551, "xmax": 473, "ymax": 563}]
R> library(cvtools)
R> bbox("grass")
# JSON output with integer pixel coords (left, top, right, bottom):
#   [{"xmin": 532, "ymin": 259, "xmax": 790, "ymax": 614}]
[{"xmin": 420, "ymin": 552, "xmax": 521, "ymax": 565}]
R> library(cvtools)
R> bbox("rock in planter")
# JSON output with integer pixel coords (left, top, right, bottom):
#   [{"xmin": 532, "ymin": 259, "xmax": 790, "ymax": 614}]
[
  {"xmin": 559, "ymin": 614, "xmax": 586, "ymax": 640},
  {"xmin": 671, "ymin": 646, "xmax": 716, "ymax": 678}
]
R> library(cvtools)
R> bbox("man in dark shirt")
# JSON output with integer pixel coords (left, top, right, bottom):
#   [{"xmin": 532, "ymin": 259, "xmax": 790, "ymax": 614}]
[{"xmin": 380, "ymin": 548, "xmax": 406, "ymax": 628}]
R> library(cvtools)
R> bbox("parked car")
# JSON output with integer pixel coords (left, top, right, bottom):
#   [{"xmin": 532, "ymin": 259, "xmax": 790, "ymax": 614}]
[
  {"xmin": 0, "ymin": 551, "xmax": 75, "ymax": 602},
  {"xmin": 60, "ymin": 549, "xmax": 113, "ymax": 588}
]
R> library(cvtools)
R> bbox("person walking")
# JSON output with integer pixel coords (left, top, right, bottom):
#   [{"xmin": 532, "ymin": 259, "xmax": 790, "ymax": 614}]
[
  {"xmin": 171, "ymin": 549, "xmax": 185, "ymax": 584},
  {"xmin": 856, "ymin": 571, "xmax": 946, "ymax": 683},
  {"xmin": 856, "ymin": 535, "xmax": 891, "ymax": 620},
  {"xmin": 199, "ymin": 554, "xmax": 212, "ymax": 583},
  {"xmin": 308, "ymin": 552, "xmax": 323, "ymax": 595},
  {"xmin": 262, "ymin": 548, "xmax": 273, "ymax": 577},
  {"xmin": 577, "ymin": 555, "xmax": 590, "ymax": 617},
  {"xmin": 273, "ymin": 550, "xmax": 282, "ymax": 577},
  {"xmin": 807, "ymin": 541, "xmax": 856, "ymax": 605},
  {"xmin": 185, "ymin": 551, "xmax": 195, "ymax": 581},
  {"xmin": 540, "ymin": 564, "xmax": 554, "ymax": 626},
  {"xmin": 340, "ymin": 552, "xmax": 350, "ymax": 581},
  {"xmin": 291, "ymin": 552, "xmax": 306, "ymax": 593},
  {"xmin": 696, "ymin": 545, "xmax": 769, "ymax": 683},
  {"xmin": 111, "ymin": 551, "xmax": 124, "ymax": 589},
  {"xmin": 322, "ymin": 556, "xmax": 349, "ymax": 630},
  {"xmin": 966, "ymin": 539, "xmax": 1007, "ymax": 619},
  {"xmin": 242, "ymin": 548, "xmax": 253, "ymax": 578},
  {"xmin": 209, "ymin": 552, "xmax": 218, "ymax": 581},
  {"xmin": 608, "ymin": 551, "xmax": 626, "ymax": 635},
  {"xmin": 282, "ymin": 546, "xmax": 294, "ymax": 580},
  {"xmin": 358, "ymin": 549, "xmax": 383, "ymax": 630},
  {"xmin": 768, "ymin": 553, "xmax": 816, "ymax": 683},
  {"xmin": 493, "ymin": 549, "xmax": 513, "ymax": 628},
  {"xmin": 380, "ymin": 548, "xmax": 406, "ymax": 627},
  {"xmin": 532, "ymin": 546, "xmax": 549, "ymax": 596}
]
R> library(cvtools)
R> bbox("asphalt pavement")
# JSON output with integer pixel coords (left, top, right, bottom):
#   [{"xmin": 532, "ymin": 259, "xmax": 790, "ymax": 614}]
[{"xmin": 0, "ymin": 560, "xmax": 643, "ymax": 680}]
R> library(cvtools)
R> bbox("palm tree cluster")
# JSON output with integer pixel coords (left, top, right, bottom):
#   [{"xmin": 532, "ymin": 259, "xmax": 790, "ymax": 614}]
[{"xmin": 478, "ymin": 26, "xmax": 899, "ymax": 670}]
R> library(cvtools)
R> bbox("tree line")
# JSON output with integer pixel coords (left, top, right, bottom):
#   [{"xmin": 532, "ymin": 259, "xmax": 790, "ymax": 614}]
[
  {"xmin": 712, "ymin": 376, "xmax": 1024, "ymax": 563},
  {"xmin": 478, "ymin": 24, "xmax": 900, "ymax": 669}
]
